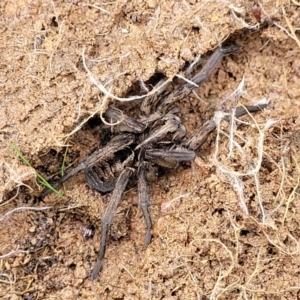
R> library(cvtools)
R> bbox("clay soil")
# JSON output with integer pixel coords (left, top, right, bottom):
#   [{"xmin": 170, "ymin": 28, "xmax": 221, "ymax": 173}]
[{"xmin": 1, "ymin": 1, "xmax": 300, "ymax": 299}]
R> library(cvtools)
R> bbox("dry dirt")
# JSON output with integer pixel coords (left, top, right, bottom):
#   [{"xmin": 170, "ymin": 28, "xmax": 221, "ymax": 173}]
[{"xmin": 1, "ymin": 1, "xmax": 300, "ymax": 299}]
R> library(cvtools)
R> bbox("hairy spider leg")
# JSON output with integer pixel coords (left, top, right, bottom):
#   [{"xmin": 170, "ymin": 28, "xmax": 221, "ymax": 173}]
[
  {"xmin": 138, "ymin": 162, "xmax": 152, "ymax": 246},
  {"xmin": 41, "ymin": 134, "xmax": 135, "ymax": 198},
  {"xmin": 185, "ymin": 104, "xmax": 269, "ymax": 151},
  {"xmin": 90, "ymin": 167, "xmax": 134, "ymax": 280},
  {"xmin": 156, "ymin": 46, "xmax": 240, "ymax": 113}
]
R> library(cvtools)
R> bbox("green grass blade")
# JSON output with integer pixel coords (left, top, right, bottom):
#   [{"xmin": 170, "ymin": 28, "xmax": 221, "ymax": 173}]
[{"xmin": 10, "ymin": 143, "xmax": 64, "ymax": 198}]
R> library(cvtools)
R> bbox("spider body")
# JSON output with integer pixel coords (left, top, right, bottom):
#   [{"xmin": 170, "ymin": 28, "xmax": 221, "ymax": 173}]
[{"xmin": 41, "ymin": 46, "xmax": 268, "ymax": 280}]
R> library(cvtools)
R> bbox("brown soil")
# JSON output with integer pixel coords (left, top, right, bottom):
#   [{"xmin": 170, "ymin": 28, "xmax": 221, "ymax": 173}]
[{"xmin": 1, "ymin": 1, "xmax": 300, "ymax": 299}]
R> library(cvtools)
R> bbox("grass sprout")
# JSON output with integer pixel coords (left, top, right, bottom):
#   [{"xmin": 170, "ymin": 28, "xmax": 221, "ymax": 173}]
[{"xmin": 10, "ymin": 143, "xmax": 64, "ymax": 198}]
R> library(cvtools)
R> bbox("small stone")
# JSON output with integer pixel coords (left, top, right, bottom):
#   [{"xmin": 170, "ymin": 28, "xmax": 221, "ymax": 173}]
[
  {"xmin": 31, "ymin": 237, "xmax": 37, "ymax": 245},
  {"xmin": 5, "ymin": 261, "xmax": 10, "ymax": 270},
  {"xmin": 211, "ymin": 15, "xmax": 218, "ymax": 22},
  {"xmin": 28, "ymin": 226, "xmax": 36, "ymax": 233}
]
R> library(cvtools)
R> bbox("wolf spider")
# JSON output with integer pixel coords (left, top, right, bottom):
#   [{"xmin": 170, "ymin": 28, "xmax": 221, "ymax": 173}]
[{"xmin": 41, "ymin": 46, "xmax": 268, "ymax": 279}]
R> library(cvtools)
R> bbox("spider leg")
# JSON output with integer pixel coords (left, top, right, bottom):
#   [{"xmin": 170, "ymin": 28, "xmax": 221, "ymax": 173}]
[
  {"xmin": 184, "ymin": 117, "xmax": 219, "ymax": 151},
  {"xmin": 138, "ymin": 162, "xmax": 152, "ymax": 246},
  {"xmin": 145, "ymin": 148, "xmax": 195, "ymax": 162},
  {"xmin": 90, "ymin": 167, "xmax": 133, "ymax": 280},
  {"xmin": 140, "ymin": 78, "xmax": 172, "ymax": 116},
  {"xmin": 140, "ymin": 46, "xmax": 240, "ymax": 116},
  {"xmin": 104, "ymin": 107, "xmax": 147, "ymax": 133},
  {"xmin": 157, "ymin": 46, "xmax": 240, "ymax": 113},
  {"xmin": 184, "ymin": 104, "xmax": 269, "ymax": 151},
  {"xmin": 41, "ymin": 134, "xmax": 135, "ymax": 198},
  {"xmin": 145, "ymin": 148, "xmax": 195, "ymax": 168}
]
